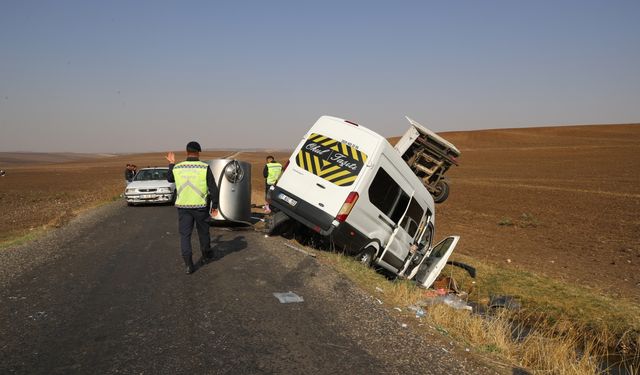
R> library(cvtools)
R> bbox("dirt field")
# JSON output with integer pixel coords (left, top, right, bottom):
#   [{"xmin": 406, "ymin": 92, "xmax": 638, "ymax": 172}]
[
  {"xmin": 1, "ymin": 124, "xmax": 639, "ymax": 300},
  {"xmin": 433, "ymin": 124, "xmax": 640, "ymax": 300}
]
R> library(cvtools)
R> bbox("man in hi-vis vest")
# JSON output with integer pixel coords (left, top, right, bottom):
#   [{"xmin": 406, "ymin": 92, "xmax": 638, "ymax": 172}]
[
  {"xmin": 262, "ymin": 155, "xmax": 282, "ymax": 214},
  {"xmin": 166, "ymin": 141, "xmax": 219, "ymax": 274}
]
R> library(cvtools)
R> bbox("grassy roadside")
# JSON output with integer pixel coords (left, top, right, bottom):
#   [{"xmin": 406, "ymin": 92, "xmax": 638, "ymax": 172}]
[
  {"xmin": 0, "ymin": 193, "xmax": 123, "ymax": 250},
  {"xmin": 294, "ymin": 240, "xmax": 640, "ymax": 374}
]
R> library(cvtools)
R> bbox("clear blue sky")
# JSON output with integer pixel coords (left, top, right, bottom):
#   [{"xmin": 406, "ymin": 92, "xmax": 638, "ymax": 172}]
[{"xmin": 1, "ymin": 0, "xmax": 639, "ymax": 152}]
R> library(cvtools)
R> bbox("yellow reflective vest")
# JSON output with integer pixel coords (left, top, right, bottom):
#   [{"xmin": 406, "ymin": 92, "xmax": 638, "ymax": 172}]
[
  {"xmin": 173, "ymin": 161, "xmax": 209, "ymax": 208},
  {"xmin": 266, "ymin": 162, "xmax": 283, "ymax": 185}
]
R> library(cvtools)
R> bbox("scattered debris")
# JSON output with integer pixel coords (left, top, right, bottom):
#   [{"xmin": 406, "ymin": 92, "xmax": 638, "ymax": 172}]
[
  {"xmin": 284, "ymin": 243, "xmax": 317, "ymax": 258},
  {"xmin": 415, "ymin": 294, "xmax": 472, "ymax": 311},
  {"xmin": 408, "ymin": 305, "xmax": 427, "ymax": 318},
  {"xmin": 446, "ymin": 261, "xmax": 477, "ymax": 278},
  {"xmin": 323, "ymin": 342, "xmax": 350, "ymax": 350},
  {"xmin": 273, "ymin": 292, "xmax": 304, "ymax": 303},
  {"xmin": 28, "ymin": 311, "xmax": 47, "ymax": 320},
  {"xmin": 375, "ymin": 298, "xmax": 383, "ymax": 305},
  {"xmin": 401, "ymin": 323, "xmax": 408, "ymax": 328},
  {"xmin": 443, "ymin": 295, "xmax": 473, "ymax": 311},
  {"xmin": 489, "ymin": 295, "xmax": 521, "ymax": 311},
  {"xmin": 375, "ymin": 287, "xmax": 384, "ymax": 293},
  {"xmin": 433, "ymin": 276, "xmax": 460, "ymax": 294},
  {"xmin": 393, "ymin": 307, "xmax": 402, "ymax": 312}
]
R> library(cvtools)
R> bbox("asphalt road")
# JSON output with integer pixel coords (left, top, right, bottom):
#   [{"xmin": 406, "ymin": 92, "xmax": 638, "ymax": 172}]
[{"xmin": 0, "ymin": 203, "xmax": 504, "ymax": 374}]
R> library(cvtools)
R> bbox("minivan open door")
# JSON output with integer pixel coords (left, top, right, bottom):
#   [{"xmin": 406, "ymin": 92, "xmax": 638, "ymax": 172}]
[
  {"xmin": 378, "ymin": 190, "xmax": 414, "ymax": 272},
  {"xmin": 409, "ymin": 236, "xmax": 460, "ymax": 288}
]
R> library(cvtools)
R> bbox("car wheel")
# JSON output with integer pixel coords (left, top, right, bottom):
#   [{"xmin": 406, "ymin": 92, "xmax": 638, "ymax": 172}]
[{"xmin": 355, "ymin": 247, "xmax": 376, "ymax": 267}]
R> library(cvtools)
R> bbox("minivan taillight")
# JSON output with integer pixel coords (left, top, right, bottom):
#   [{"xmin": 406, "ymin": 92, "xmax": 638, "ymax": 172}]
[{"xmin": 336, "ymin": 192, "xmax": 359, "ymax": 222}]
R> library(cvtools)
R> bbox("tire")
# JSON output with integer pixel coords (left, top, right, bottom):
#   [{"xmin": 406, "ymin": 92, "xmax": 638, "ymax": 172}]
[
  {"xmin": 265, "ymin": 211, "xmax": 290, "ymax": 235},
  {"xmin": 355, "ymin": 246, "xmax": 377, "ymax": 267},
  {"xmin": 432, "ymin": 180, "xmax": 450, "ymax": 203},
  {"xmin": 127, "ymin": 201, "xmax": 134, "ymax": 207}
]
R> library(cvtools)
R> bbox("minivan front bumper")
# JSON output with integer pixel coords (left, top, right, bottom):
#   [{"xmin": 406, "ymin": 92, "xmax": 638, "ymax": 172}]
[{"xmin": 268, "ymin": 185, "xmax": 336, "ymax": 236}]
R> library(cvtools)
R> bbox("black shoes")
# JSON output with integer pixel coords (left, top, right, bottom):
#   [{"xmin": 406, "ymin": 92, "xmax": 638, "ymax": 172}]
[
  {"xmin": 183, "ymin": 255, "xmax": 195, "ymax": 274},
  {"xmin": 200, "ymin": 250, "xmax": 214, "ymax": 265}
]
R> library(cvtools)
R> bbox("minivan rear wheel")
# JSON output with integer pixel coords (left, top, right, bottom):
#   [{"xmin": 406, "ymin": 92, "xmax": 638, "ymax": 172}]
[
  {"xmin": 355, "ymin": 247, "xmax": 376, "ymax": 267},
  {"xmin": 433, "ymin": 180, "xmax": 450, "ymax": 203}
]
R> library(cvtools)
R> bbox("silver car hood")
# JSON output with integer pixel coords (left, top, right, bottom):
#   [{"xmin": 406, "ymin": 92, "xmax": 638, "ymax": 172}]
[{"xmin": 127, "ymin": 180, "xmax": 175, "ymax": 190}]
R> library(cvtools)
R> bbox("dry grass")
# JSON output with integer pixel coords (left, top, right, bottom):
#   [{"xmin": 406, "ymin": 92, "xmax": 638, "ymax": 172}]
[{"xmin": 310, "ymin": 243, "xmax": 640, "ymax": 375}]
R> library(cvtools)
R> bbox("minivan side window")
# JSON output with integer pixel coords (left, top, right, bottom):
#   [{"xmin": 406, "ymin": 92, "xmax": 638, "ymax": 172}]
[
  {"xmin": 368, "ymin": 167, "xmax": 410, "ymax": 224},
  {"xmin": 400, "ymin": 198, "xmax": 425, "ymax": 238},
  {"xmin": 390, "ymin": 191, "xmax": 410, "ymax": 223}
]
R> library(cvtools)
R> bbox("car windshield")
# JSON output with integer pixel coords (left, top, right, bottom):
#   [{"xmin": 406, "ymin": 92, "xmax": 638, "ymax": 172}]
[{"xmin": 134, "ymin": 169, "xmax": 169, "ymax": 181}]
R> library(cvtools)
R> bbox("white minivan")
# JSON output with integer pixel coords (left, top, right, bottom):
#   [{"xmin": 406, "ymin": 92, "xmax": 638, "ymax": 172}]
[{"xmin": 268, "ymin": 116, "xmax": 460, "ymax": 288}]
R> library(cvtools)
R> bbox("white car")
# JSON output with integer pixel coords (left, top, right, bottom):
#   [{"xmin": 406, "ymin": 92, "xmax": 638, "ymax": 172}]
[{"xmin": 124, "ymin": 167, "xmax": 175, "ymax": 206}]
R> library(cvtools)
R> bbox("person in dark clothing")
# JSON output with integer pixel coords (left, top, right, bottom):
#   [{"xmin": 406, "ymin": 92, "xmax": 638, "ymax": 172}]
[
  {"xmin": 124, "ymin": 164, "xmax": 134, "ymax": 185},
  {"xmin": 166, "ymin": 142, "xmax": 219, "ymax": 274}
]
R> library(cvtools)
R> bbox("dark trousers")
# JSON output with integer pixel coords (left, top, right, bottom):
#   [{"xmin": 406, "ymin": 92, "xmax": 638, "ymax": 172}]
[{"xmin": 178, "ymin": 208, "xmax": 211, "ymax": 258}]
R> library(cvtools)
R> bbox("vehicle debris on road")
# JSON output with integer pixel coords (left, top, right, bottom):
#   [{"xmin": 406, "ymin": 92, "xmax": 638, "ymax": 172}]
[
  {"xmin": 284, "ymin": 243, "xmax": 317, "ymax": 258},
  {"xmin": 273, "ymin": 291, "xmax": 304, "ymax": 303}
]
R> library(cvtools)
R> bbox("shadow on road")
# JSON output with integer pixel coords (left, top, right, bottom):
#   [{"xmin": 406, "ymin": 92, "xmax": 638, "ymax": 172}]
[{"xmin": 205, "ymin": 235, "xmax": 248, "ymax": 264}]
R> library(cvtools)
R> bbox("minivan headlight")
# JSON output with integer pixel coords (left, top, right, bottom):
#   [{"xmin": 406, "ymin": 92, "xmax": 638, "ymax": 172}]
[
  {"xmin": 125, "ymin": 188, "xmax": 136, "ymax": 194},
  {"xmin": 158, "ymin": 187, "xmax": 171, "ymax": 193}
]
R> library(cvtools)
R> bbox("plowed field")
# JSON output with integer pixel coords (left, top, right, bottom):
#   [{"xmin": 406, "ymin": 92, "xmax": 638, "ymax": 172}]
[{"xmin": 434, "ymin": 124, "xmax": 640, "ymax": 300}]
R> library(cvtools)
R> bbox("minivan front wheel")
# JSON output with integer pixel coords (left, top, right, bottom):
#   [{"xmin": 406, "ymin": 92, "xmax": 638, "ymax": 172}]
[{"xmin": 355, "ymin": 247, "xmax": 376, "ymax": 267}]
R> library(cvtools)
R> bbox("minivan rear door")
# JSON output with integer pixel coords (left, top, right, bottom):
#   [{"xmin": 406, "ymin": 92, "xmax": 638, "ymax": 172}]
[
  {"xmin": 410, "ymin": 236, "xmax": 460, "ymax": 288},
  {"xmin": 277, "ymin": 119, "xmax": 377, "ymax": 218}
]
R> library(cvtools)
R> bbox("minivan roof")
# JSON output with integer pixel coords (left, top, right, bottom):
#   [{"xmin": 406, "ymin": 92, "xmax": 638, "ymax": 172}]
[{"xmin": 318, "ymin": 115, "xmax": 386, "ymax": 141}]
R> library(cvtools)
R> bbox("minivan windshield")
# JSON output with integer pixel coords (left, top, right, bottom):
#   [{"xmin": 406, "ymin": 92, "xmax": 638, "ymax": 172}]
[{"xmin": 134, "ymin": 169, "xmax": 169, "ymax": 181}]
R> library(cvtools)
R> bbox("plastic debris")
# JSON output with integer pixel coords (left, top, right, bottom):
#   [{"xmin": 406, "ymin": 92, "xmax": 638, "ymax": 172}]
[
  {"xmin": 273, "ymin": 292, "xmax": 304, "ymax": 303},
  {"xmin": 415, "ymin": 295, "xmax": 472, "ymax": 311},
  {"xmin": 408, "ymin": 305, "xmax": 426, "ymax": 318},
  {"xmin": 401, "ymin": 323, "xmax": 408, "ymax": 328},
  {"xmin": 375, "ymin": 287, "xmax": 384, "ymax": 293},
  {"xmin": 443, "ymin": 295, "xmax": 472, "ymax": 311},
  {"xmin": 393, "ymin": 307, "xmax": 402, "ymax": 312},
  {"xmin": 375, "ymin": 298, "xmax": 383, "ymax": 305}
]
